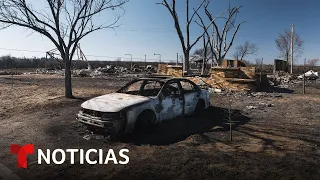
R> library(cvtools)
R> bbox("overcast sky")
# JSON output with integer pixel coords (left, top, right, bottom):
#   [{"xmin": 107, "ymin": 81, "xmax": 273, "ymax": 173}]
[{"xmin": 0, "ymin": 0, "xmax": 320, "ymax": 64}]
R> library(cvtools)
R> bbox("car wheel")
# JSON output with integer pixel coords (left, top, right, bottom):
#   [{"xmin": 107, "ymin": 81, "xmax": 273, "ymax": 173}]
[
  {"xmin": 134, "ymin": 110, "xmax": 156, "ymax": 134},
  {"xmin": 194, "ymin": 100, "xmax": 205, "ymax": 116}
]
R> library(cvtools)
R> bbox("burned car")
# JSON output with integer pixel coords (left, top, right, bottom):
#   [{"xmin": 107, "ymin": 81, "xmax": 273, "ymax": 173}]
[{"xmin": 77, "ymin": 77, "xmax": 210, "ymax": 134}]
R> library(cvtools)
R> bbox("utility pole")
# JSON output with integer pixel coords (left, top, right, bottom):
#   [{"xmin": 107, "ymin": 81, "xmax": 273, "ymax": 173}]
[
  {"xmin": 176, "ymin": 53, "xmax": 178, "ymax": 66},
  {"xmin": 290, "ymin": 24, "xmax": 294, "ymax": 74},
  {"xmin": 260, "ymin": 58, "xmax": 263, "ymax": 84},
  {"xmin": 45, "ymin": 53, "xmax": 47, "ymax": 69},
  {"xmin": 303, "ymin": 58, "xmax": 306, "ymax": 94},
  {"xmin": 125, "ymin": 54, "xmax": 132, "ymax": 70},
  {"xmin": 144, "ymin": 55, "xmax": 146, "ymax": 68},
  {"xmin": 154, "ymin": 53, "xmax": 161, "ymax": 64}
]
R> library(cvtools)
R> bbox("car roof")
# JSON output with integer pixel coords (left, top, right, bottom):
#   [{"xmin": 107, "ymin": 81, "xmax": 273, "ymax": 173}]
[{"xmin": 138, "ymin": 77, "xmax": 189, "ymax": 82}]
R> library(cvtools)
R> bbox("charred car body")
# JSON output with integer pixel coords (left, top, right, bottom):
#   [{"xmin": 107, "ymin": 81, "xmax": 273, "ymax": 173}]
[{"xmin": 77, "ymin": 77, "xmax": 210, "ymax": 134}]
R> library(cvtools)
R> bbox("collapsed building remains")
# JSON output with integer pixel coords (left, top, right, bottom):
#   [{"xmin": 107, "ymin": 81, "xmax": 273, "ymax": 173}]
[
  {"xmin": 32, "ymin": 64, "xmax": 157, "ymax": 77},
  {"xmin": 157, "ymin": 64, "xmax": 267, "ymax": 92}
]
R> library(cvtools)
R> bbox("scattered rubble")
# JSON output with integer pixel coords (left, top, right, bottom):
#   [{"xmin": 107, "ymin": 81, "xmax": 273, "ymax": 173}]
[
  {"xmin": 297, "ymin": 70, "xmax": 319, "ymax": 80},
  {"xmin": 267, "ymin": 74, "xmax": 297, "ymax": 86},
  {"xmin": 82, "ymin": 133, "xmax": 106, "ymax": 140},
  {"xmin": 0, "ymin": 71, "xmax": 23, "ymax": 75},
  {"xmin": 246, "ymin": 105, "xmax": 257, "ymax": 110},
  {"xmin": 246, "ymin": 102, "xmax": 274, "ymax": 110},
  {"xmin": 208, "ymin": 88, "xmax": 222, "ymax": 93},
  {"xmin": 258, "ymin": 102, "xmax": 275, "ymax": 107},
  {"xmin": 32, "ymin": 64, "xmax": 157, "ymax": 77},
  {"xmin": 34, "ymin": 68, "xmax": 64, "ymax": 75},
  {"xmin": 73, "ymin": 69, "xmax": 91, "ymax": 77},
  {"xmin": 82, "ymin": 134, "xmax": 91, "ymax": 140},
  {"xmin": 267, "ymin": 71, "xmax": 319, "ymax": 88},
  {"xmin": 249, "ymin": 92, "xmax": 282, "ymax": 98}
]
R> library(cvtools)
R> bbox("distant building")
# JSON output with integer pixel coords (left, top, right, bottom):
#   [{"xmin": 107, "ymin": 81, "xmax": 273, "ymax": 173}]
[
  {"xmin": 221, "ymin": 59, "xmax": 247, "ymax": 68},
  {"xmin": 274, "ymin": 59, "xmax": 288, "ymax": 72},
  {"xmin": 189, "ymin": 55, "xmax": 213, "ymax": 71},
  {"xmin": 190, "ymin": 56, "xmax": 247, "ymax": 69}
]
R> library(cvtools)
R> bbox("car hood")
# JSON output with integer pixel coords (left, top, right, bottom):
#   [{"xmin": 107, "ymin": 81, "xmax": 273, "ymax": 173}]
[{"xmin": 81, "ymin": 93, "xmax": 151, "ymax": 112}]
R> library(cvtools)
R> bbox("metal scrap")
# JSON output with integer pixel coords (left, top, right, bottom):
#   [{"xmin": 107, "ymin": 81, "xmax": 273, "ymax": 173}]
[
  {"xmin": 246, "ymin": 105, "xmax": 257, "ymax": 109},
  {"xmin": 250, "ymin": 92, "xmax": 282, "ymax": 98}
]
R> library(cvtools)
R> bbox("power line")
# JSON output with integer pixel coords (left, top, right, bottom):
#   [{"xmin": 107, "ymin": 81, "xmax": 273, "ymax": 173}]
[
  {"xmin": 0, "ymin": 47, "xmax": 45, "ymax": 53},
  {"xmin": 109, "ymin": 28, "xmax": 176, "ymax": 33},
  {"xmin": 112, "ymin": 28, "xmax": 320, "ymax": 44},
  {"xmin": 236, "ymin": 33, "xmax": 320, "ymax": 44},
  {"xmin": 0, "ymin": 47, "xmax": 178, "ymax": 62},
  {"xmin": 1, "ymin": 31, "xmax": 320, "ymax": 62},
  {"xmin": 82, "ymin": 54, "xmax": 177, "ymax": 61}
]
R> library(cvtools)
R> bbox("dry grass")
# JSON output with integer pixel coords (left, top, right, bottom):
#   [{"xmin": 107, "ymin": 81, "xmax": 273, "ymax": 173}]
[
  {"xmin": 0, "ymin": 74, "xmax": 319, "ymax": 180},
  {"xmin": 0, "ymin": 74, "xmax": 116, "ymax": 117}
]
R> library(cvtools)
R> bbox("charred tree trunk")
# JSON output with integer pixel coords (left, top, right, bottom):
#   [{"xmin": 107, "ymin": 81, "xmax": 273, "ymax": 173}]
[
  {"xmin": 218, "ymin": 58, "xmax": 223, "ymax": 66},
  {"xmin": 159, "ymin": 0, "xmax": 207, "ymax": 75},
  {"xmin": 64, "ymin": 55, "xmax": 73, "ymax": 98},
  {"xmin": 201, "ymin": 35, "xmax": 206, "ymax": 75},
  {"xmin": 201, "ymin": 58, "xmax": 206, "ymax": 75},
  {"xmin": 184, "ymin": 52, "xmax": 190, "ymax": 74}
]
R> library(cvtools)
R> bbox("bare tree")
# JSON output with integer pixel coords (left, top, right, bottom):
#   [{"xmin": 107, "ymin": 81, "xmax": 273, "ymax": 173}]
[
  {"xmin": 255, "ymin": 58, "xmax": 263, "ymax": 67},
  {"xmin": 193, "ymin": 48, "xmax": 205, "ymax": 57},
  {"xmin": 178, "ymin": 54, "xmax": 184, "ymax": 64},
  {"xmin": 201, "ymin": 1, "xmax": 244, "ymax": 66},
  {"xmin": 307, "ymin": 58, "xmax": 320, "ymax": 69},
  {"xmin": 191, "ymin": 41, "xmax": 210, "ymax": 75},
  {"xmin": 158, "ymin": 0, "xmax": 212, "ymax": 73},
  {"xmin": 275, "ymin": 29, "xmax": 303, "ymax": 65},
  {"xmin": 0, "ymin": 0, "xmax": 127, "ymax": 98},
  {"xmin": 255, "ymin": 58, "xmax": 263, "ymax": 75},
  {"xmin": 194, "ymin": 14, "xmax": 211, "ymax": 75},
  {"xmin": 233, "ymin": 41, "xmax": 258, "ymax": 60}
]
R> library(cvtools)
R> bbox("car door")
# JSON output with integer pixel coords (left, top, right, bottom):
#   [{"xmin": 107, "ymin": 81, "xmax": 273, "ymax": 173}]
[
  {"xmin": 158, "ymin": 81, "xmax": 184, "ymax": 121},
  {"xmin": 180, "ymin": 80, "xmax": 200, "ymax": 115}
]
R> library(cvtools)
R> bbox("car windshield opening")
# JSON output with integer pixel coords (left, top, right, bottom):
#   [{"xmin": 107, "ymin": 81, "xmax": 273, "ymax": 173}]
[{"xmin": 118, "ymin": 79, "xmax": 164, "ymax": 97}]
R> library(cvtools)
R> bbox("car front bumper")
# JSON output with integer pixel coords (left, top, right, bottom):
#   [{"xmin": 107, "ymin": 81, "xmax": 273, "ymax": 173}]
[
  {"xmin": 77, "ymin": 113, "xmax": 113, "ymax": 128},
  {"xmin": 77, "ymin": 111, "xmax": 126, "ymax": 134}
]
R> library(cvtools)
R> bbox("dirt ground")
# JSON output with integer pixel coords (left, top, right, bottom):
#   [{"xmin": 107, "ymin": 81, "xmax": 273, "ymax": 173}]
[{"xmin": 0, "ymin": 74, "xmax": 320, "ymax": 180}]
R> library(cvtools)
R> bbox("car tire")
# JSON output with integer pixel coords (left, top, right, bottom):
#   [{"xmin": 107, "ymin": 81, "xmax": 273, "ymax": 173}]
[
  {"xmin": 134, "ymin": 110, "xmax": 156, "ymax": 134},
  {"xmin": 194, "ymin": 100, "xmax": 205, "ymax": 116}
]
